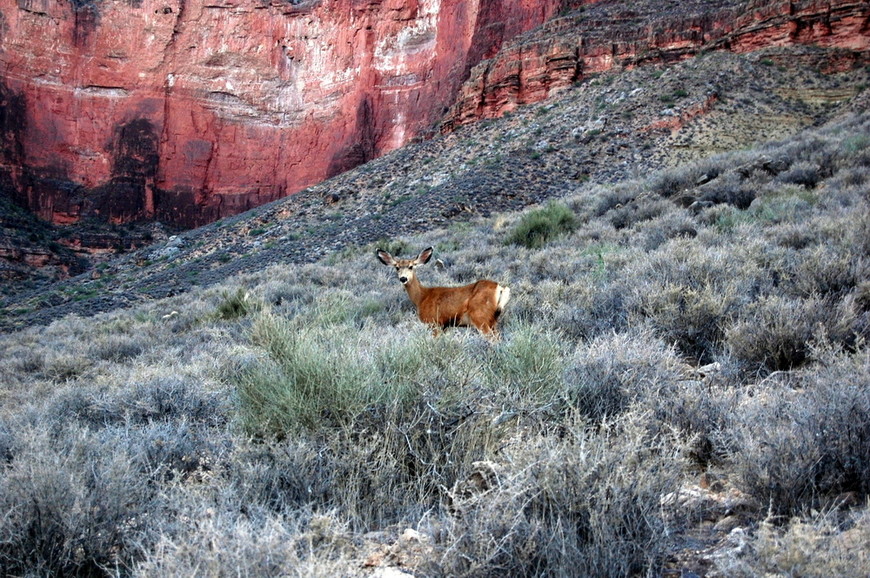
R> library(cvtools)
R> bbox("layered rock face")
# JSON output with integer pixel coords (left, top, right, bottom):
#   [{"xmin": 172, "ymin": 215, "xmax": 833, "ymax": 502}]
[
  {"xmin": 0, "ymin": 0, "xmax": 561, "ymax": 227},
  {"xmin": 443, "ymin": 0, "xmax": 870, "ymax": 130}
]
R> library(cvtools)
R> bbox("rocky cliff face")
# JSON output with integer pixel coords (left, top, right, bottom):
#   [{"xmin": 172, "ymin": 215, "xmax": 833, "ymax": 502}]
[
  {"xmin": 0, "ymin": 0, "xmax": 562, "ymax": 228},
  {"xmin": 443, "ymin": 0, "xmax": 870, "ymax": 130}
]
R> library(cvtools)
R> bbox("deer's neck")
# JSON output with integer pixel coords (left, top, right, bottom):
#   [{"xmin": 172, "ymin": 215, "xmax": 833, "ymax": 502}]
[{"xmin": 403, "ymin": 276, "xmax": 428, "ymax": 308}]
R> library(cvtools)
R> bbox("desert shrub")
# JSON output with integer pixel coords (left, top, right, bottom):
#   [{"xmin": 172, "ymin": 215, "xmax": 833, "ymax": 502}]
[
  {"xmin": 636, "ymin": 282, "xmax": 736, "ymax": 363},
  {"xmin": 232, "ymin": 328, "xmax": 507, "ymax": 524},
  {"xmin": 438, "ymin": 413, "xmax": 689, "ymax": 576},
  {"xmin": 0, "ymin": 422, "xmax": 13, "ymax": 464},
  {"xmin": 356, "ymin": 338, "xmax": 507, "ymax": 512},
  {"xmin": 507, "ymin": 201, "xmax": 578, "ymax": 249},
  {"xmin": 746, "ymin": 184, "xmax": 817, "ymax": 225},
  {"xmin": 725, "ymin": 348, "xmax": 870, "ymax": 515},
  {"xmin": 129, "ymin": 378, "xmax": 228, "ymax": 425},
  {"xmin": 627, "ymin": 242, "xmax": 752, "ymax": 363},
  {"xmin": 42, "ymin": 350, "xmax": 91, "ymax": 382},
  {"xmin": 784, "ymin": 243, "xmax": 866, "ymax": 298},
  {"xmin": 372, "ymin": 237, "xmax": 412, "ymax": 259},
  {"xmin": 638, "ymin": 212, "xmax": 697, "ymax": 251},
  {"xmin": 135, "ymin": 508, "xmax": 356, "ymax": 577},
  {"xmin": 771, "ymin": 221, "xmax": 819, "ymax": 249},
  {"xmin": 844, "ymin": 207, "xmax": 870, "ymax": 258},
  {"xmin": 606, "ymin": 195, "xmax": 672, "ymax": 230},
  {"xmin": 217, "ymin": 443, "xmax": 328, "ymax": 519},
  {"xmin": 649, "ymin": 165, "xmax": 704, "ymax": 198},
  {"xmin": 562, "ymin": 329, "xmax": 684, "ymax": 421},
  {"xmin": 776, "ymin": 160, "xmax": 822, "ymax": 188},
  {"xmin": 49, "ymin": 377, "xmax": 228, "ymax": 430},
  {"xmin": 129, "ymin": 420, "xmax": 224, "ymax": 481},
  {"xmin": 519, "ymin": 251, "xmax": 576, "ymax": 284},
  {"xmin": 717, "ymin": 507, "xmax": 870, "ymax": 577},
  {"xmin": 658, "ymin": 375, "xmax": 739, "ymax": 467},
  {"xmin": 270, "ymin": 290, "xmax": 379, "ymax": 327},
  {"xmin": 548, "ymin": 280, "xmax": 630, "ymax": 340},
  {"xmin": 648, "ymin": 153, "xmax": 739, "ymax": 199},
  {"xmin": 232, "ymin": 308, "xmax": 565, "ymax": 524},
  {"xmin": 91, "ymin": 333, "xmax": 146, "ymax": 362},
  {"xmin": 827, "ymin": 165, "xmax": 870, "ymax": 190},
  {"xmin": 560, "ymin": 327, "xmax": 735, "ymax": 467},
  {"xmin": 697, "ymin": 172, "xmax": 757, "ymax": 209},
  {"xmin": 593, "ymin": 182, "xmax": 645, "ymax": 215},
  {"xmin": 772, "ymin": 134, "xmax": 829, "ymax": 172},
  {"xmin": 320, "ymin": 289, "xmax": 388, "ymax": 325},
  {"xmin": 0, "ymin": 424, "xmax": 155, "ymax": 576},
  {"xmin": 233, "ymin": 434, "xmax": 412, "ymax": 529},
  {"xmin": 235, "ymin": 311, "xmax": 375, "ymax": 434},
  {"xmin": 236, "ymin": 309, "xmax": 493, "ymax": 437},
  {"xmin": 326, "ymin": 410, "xmax": 502, "ymax": 527},
  {"xmin": 3, "ymin": 343, "xmax": 45, "ymax": 374},
  {"xmin": 726, "ymin": 294, "xmax": 856, "ymax": 372}
]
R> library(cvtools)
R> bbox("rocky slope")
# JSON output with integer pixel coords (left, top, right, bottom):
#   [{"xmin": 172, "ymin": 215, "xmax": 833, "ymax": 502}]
[
  {"xmin": 1, "ymin": 43, "xmax": 867, "ymax": 331},
  {"xmin": 0, "ymin": 0, "xmax": 562, "ymax": 228},
  {"xmin": 444, "ymin": 0, "xmax": 870, "ymax": 129}
]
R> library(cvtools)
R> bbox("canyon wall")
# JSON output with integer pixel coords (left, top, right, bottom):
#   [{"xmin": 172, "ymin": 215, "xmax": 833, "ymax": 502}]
[
  {"xmin": 2, "ymin": 0, "xmax": 868, "ymax": 230},
  {"xmin": 0, "ymin": 0, "xmax": 562, "ymax": 227},
  {"xmin": 443, "ymin": 0, "xmax": 870, "ymax": 130}
]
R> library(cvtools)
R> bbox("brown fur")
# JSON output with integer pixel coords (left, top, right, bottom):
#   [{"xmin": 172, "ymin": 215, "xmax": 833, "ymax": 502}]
[{"xmin": 377, "ymin": 247, "xmax": 511, "ymax": 337}]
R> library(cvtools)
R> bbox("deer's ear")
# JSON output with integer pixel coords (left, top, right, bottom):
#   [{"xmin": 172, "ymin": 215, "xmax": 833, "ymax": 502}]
[
  {"xmin": 417, "ymin": 247, "xmax": 434, "ymax": 265},
  {"xmin": 376, "ymin": 249, "xmax": 395, "ymax": 266}
]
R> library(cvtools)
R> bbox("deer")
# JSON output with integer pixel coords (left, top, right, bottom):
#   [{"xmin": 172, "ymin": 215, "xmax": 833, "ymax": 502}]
[{"xmin": 377, "ymin": 247, "xmax": 511, "ymax": 338}]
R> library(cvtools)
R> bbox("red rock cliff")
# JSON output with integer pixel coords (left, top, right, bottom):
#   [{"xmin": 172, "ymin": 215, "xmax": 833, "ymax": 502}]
[
  {"xmin": 0, "ymin": 0, "xmax": 562, "ymax": 227},
  {"xmin": 443, "ymin": 0, "xmax": 870, "ymax": 130}
]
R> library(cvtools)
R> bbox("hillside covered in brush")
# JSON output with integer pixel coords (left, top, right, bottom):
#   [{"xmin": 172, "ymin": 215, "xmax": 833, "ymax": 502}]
[
  {"xmin": 2, "ymin": 0, "xmax": 870, "ymax": 569},
  {"xmin": 1, "ymin": 46, "xmax": 869, "ymax": 574},
  {"xmin": 3, "ymin": 43, "xmax": 868, "ymax": 328}
]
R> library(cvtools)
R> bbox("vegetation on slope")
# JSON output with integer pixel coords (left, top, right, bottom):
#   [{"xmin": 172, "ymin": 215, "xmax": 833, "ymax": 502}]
[
  {"xmin": 3, "ymin": 46, "xmax": 867, "ymax": 331},
  {"xmin": 0, "ymin": 109, "xmax": 868, "ymax": 576}
]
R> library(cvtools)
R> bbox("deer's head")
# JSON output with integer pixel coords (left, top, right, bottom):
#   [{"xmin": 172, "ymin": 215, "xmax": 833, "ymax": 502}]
[{"xmin": 376, "ymin": 247, "xmax": 433, "ymax": 285}]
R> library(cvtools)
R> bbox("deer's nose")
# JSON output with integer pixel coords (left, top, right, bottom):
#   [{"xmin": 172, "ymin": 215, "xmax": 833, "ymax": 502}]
[{"xmin": 399, "ymin": 276, "xmax": 408, "ymax": 284}]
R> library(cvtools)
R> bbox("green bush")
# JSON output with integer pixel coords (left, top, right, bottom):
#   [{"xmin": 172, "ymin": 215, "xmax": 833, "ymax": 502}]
[
  {"xmin": 216, "ymin": 287, "xmax": 261, "ymax": 320},
  {"xmin": 487, "ymin": 323, "xmax": 565, "ymax": 406},
  {"xmin": 507, "ymin": 201, "xmax": 578, "ymax": 248},
  {"xmin": 235, "ymin": 311, "xmax": 375, "ymax": 434}
]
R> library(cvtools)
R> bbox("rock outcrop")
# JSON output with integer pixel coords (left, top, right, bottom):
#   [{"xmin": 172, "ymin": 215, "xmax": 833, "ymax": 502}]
[
  {"xmin": 0, "ymin": 0, "xmax": 562, "ymax": 228},
  {"xmin": 442, "ymin": 0, "xmax": 870, "ymax": 130}
]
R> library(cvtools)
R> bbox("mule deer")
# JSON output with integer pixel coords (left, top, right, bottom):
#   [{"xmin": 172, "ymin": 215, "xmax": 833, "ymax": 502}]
[{"xmin": 377, "ymin": 247, "xmax": 511, "ymax": 337}]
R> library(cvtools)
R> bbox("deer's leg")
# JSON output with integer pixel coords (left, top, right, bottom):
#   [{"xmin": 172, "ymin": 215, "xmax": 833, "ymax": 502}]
[
  {"xmin": 469, "ymin": 308, "xmax": 497, "ymax": 337},
  {"xmin": 478, "ymin": 322, "xmax": 501, "ymax": 342}
]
